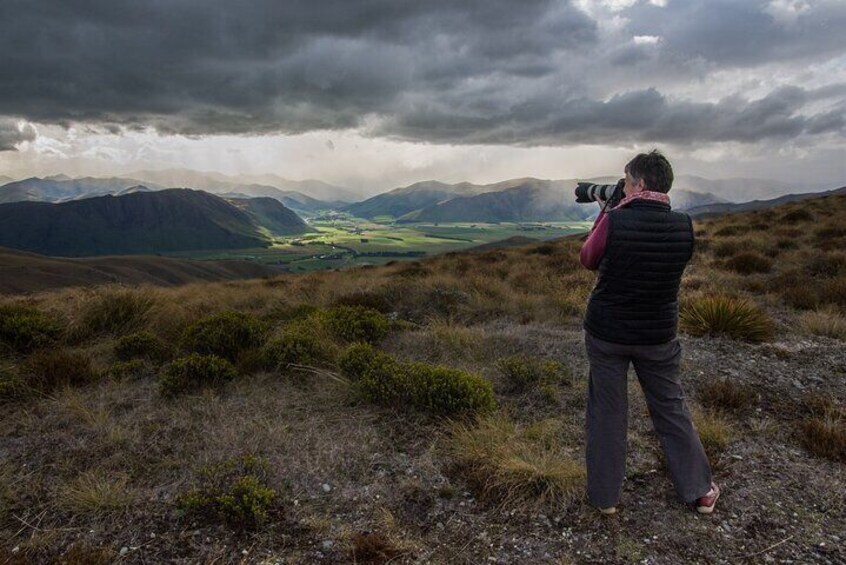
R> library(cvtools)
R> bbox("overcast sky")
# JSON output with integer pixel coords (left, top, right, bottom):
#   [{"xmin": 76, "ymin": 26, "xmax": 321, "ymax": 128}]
[{"xmin": 1, "ymin": 0, "xmax": 844, "ymax": 193}]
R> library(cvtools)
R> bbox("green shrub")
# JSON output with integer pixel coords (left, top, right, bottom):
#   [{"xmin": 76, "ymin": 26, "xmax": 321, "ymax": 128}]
[
  {"xmin": 114, "ymin": 331, "xmax": 170, "ymax": 362},
  {"xmin": 262, "ymin": 319, "xmax": 337, "ymax": 370},
  {"xmin": 181, "ymin": 311, "xmax": 268, "ymax": 362},
  {"xmin": 406, "ymin": 362, "xmax": 496, "ymax": 417},
  {"xmin": 321, "ymin": 305, "xmax": 390, "ymax": 344},
  {"xmin": 680, "ymin": 295, "xmax": 774, "ymax": 342},
  {"xmin": 79, "ymin": 288, "xmax": 155, "ymax": 336},
  {"xmin": 20, "ymin": 349, "xmax": 97, "ymax": 394},
  {"xmin": 106, "ymin": 359, "xmax": 149, "ymax": 380},
  {"xmin": 178, "ymin": 455, "xmax": 276, "ymax": 530},
  {"xmin": 339, "ymin": 343, "xmax": 496, "ymax": 417},
  {"xmin": 158, "ymin": 353, "xmax": 237, "ymax": 397},
  {"xmin": 0, "ymin": 303, "xmax": 62, "ymax": 353},
  {"xmin": 722, "ymin": 253, "xmax": 772, "ymax": 275},
  {"xmin": 495, "ymin": 354, "xmax": 567, "ymax": 393}
]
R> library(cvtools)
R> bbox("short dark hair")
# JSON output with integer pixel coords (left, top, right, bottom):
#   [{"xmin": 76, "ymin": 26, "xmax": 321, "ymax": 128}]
[{"xmin": 625, "ymin": 150, "xmax": 673, "ymax": 193}]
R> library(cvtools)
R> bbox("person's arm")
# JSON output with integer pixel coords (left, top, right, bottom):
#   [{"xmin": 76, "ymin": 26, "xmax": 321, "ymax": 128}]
[{"xmin": 580, "ymin": 210, "xmax": 610, "ymax": 270}]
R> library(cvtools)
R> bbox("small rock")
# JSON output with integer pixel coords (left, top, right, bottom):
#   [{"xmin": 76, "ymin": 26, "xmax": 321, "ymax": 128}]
[
  {"xmin": 322, "ymin": 483, "xmax": 332, "ymax": 493},
  {"xmin": 11, "ymin": 547, "xmax": 19, "ymax": 554},
  {"xmin": 322, "ymin": 540, "xmax": 334, "ymax": 550},
  {"xmin": 120, "ymin": 547, "xmax": 129, "ymax": 556}
]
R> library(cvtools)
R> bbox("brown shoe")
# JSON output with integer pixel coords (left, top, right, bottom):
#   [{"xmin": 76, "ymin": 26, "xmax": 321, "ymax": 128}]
[
  {"xmin": 599, "ymin": 506, "xmax": 616, "ymax": 515},
  {"xmin": 696, "ymin": 483, "xmax": 720, "ymax": 514}
]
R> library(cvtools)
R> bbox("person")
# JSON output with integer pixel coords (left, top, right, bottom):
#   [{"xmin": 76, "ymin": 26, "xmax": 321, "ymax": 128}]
[{"xmin": 579, "ymin": 150, "xmax": 719, "ymax": 515}]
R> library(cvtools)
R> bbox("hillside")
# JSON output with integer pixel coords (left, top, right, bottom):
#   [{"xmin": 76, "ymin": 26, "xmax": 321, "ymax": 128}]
[
  {"xmin": 225, "ymin": 197, "xmax": 317, "ymax": 236},
  {"xmin": 0, "ymin": 194, "xmax": 843, "ymax": 563},
  {"xmin": 0, "ymin": 189, "xmax": 310, "ymax": 257},
  {"xmin": 686, "ymin": 186, "xmax": 846, "ymax": 217},
  {"xmin": 0, "ymin": 176, "xmax": 166, "ymax": 204},
  {"xmin": 0, "ymin": 246, "xmax": 281, "ymax": 294},
  {"xmin": 397, "ymin": 180, "xmax": 589, "ymax": 223}
]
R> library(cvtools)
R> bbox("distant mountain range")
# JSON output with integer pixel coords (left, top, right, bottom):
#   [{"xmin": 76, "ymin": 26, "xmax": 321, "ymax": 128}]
[
  {"xmin": 0, "ymin": 176, "xmax": 167, "ymax": 204},
  {"xmin": 0, "ymin": 188, "xmax": 313, "ymax": 257},
  {"xmin": 686, "ymin": 186, "xmax": 846, "ymax": 217}
]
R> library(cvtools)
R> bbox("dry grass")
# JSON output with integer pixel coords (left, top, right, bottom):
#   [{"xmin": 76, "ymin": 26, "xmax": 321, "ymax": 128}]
[
  {"xmin": 680, "ymin": 295, "xmax": 774, "ymax": 342},
  {"xmin": 697, "ymin": 378, "xmax": 758, "ymax": 414},
  {"xmin": 59, "ymin": 470, "xmax": 133, "ymax": 515},
  {"xmin": 691, "ymin": 406, "xmax": 735, "ymax": 461},
  {"xmin": 800, "ymin": 309, "xmax": 846, "ymax": 340},
  {"xmin": 444, "ymin": 414, "xmax": 585, "ymax": 510}
]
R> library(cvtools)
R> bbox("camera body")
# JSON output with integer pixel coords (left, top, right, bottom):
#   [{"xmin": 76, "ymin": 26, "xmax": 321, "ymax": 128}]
[{"xmin": 575, "ymin": 178, "xmax": 626, "ymax": 209}]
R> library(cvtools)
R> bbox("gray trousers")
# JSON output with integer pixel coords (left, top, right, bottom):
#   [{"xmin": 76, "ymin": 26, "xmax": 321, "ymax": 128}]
[{"xmin": 585, "ymin": 332, "xmax": 712, "ymax": 507}]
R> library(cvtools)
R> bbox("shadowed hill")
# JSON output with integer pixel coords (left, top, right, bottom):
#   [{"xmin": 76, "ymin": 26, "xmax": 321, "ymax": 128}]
[
  {"xmin": 0, "ymin": 246, "xmax": 281, "ymax": 294},
  {"xmin": 0, "ymin": 188, "xmax": 312, "ymax": 257}
]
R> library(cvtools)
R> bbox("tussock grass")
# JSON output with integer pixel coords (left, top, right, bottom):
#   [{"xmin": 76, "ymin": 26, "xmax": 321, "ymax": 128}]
[
  {"xmin": 158, "ymin": 353, "xmax": 237, "ymax": 397},
  {"xmin": 495, "ymin": 354, "xmax": 568, "ymax": 394},
  {"xmin": 721, "ymin": 252, "xmax": 773, "ymax": 275},
  {"xmin": 697, "ymin": 378, "xmax": 757, "ymax": 414},
  {"xmin": 0, "ymin": 302, "xmax": 62, "ymax": 354},
  {"xmin": 800, "ymin": 309, "xmax": 846, "ymax": 340},
  {"xmin": 691, "ymin": 406, "xmax": 735, "ymax": 461},
  {"xmin": 19, "ymin": 349, "xmax": 97, "ymax": 395},
  {"xmin": 799, "ymin": 394, "xmax": 846, "ymax": 462},
  {"xmin": 114, "ymin": 331, "xmax": 171, "ymax": 362},
  {"xmin": 77, "ymin": 287, "xmax": 156, "ymax": 336},
  {"xmin": 321, "ymin": 305, "xmax": 390, "ymax": 344},
  {"xmin": 680, "ymin": 295, "xmax": 774, "ymax": 342},
  {"xmin": 444, "ymin": 414, "xmax": 585, "ymax": 510},
  {"xmin": 59, "ymin": 470, "xmax": 133, "ymax": 515}
]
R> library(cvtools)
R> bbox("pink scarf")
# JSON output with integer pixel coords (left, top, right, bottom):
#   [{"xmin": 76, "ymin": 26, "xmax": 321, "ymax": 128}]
[{"xmin": 614, "ymin": 190, "xmax": 670, "ymax": 209}]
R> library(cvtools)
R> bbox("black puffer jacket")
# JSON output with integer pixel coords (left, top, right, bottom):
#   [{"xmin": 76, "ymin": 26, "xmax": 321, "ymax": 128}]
[{"xmin": 584, "ymin": 199, "xmax": 694, "ymax": 345}]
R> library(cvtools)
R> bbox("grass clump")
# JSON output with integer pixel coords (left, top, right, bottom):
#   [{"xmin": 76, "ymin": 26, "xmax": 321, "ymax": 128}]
[
  {"xmin": 722, "ymin": 253, "xmax": 772, "ymax": 275},
  {"xmin": 495, "ymin": 354, "xmax": 568, "ymax": 394},
  {"xmin": 697, "ymin": 378, "xmax": 757, "ymax": 414},
  {"xmin": 339, "ymin": 343, "xmax": 496, "ymax": 417},
  {"xmin": 321, "ymin": 305, "xmax": 390, "ymax": 344},
  {"xmin": 445, "ymin": 414, "xmax": 585, "ymax": 509},
  {"xmin": 79, "ymin": 288, "xmax": 155, "ymax": 336},
  {"xmin": 348, "ymin": 531, "xmax": 407, "ymax": 563},
  {"xmin": 178, "ymin": 455, "xmax": 277, "ymax": 530},
  {"xmin": 799, "ymin": 395, "xmax": 845, "ymax": 462},
  {"xmin": 19, "ymin": 349, "xmax": 97, "ymax": 395},
  {"xmin": 0, "ymin": 303, "xmax": 62, "ymax": 353},
  {"xmin": 114, "ymin": 331, "xmax": 171, "ymax": 362},
  {"xmin": 158, "ymin": 353, "xmax": 237, "ymax": 397},
  {"xmin": 800, "ymin": 310, "xmax": 846, "ymax": 340},
  {"xmin": 0, "ymin": 363, "xmax": 27, "ymax": 401},
  {"xmin": 692, "ymin": 407, "xmax": 735, "ymax": 461},
  {"xmin": 180, "ymin": 311, "xmax": 268, "ymax": 362},
  {"xmin": 680, "ymin": 295, "xmax": 774, "ymax": 342},
  {"xmin": 105, "ymin": 359, "xmax": 150, "ymax": 380},
  {"xmin": 59, "ymin": 470, "xmax": 133, "ymax": 515}
]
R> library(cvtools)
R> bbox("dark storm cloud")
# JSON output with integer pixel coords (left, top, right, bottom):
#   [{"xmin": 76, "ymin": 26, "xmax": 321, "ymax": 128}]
[{"xmin": 0, "ymin": 0, "xmax": 843, "ymax": 146}]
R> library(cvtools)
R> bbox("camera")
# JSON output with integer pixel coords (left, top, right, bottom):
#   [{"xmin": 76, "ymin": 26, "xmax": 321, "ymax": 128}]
[{"xmin": 575, "ymin": 178, "xmax": 626, "ymax": 209}]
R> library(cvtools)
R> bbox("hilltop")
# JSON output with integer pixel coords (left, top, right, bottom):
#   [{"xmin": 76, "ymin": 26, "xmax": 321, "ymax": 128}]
[
  {"xmin": 0, "ymin": 188, "xmax": 312, "ymax": 257},
  {"xmin": 0, "ymin": 193, "xmax": 843, "ymax": 563}
]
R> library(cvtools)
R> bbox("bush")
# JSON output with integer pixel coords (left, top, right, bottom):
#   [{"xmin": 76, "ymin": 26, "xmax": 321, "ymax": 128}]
[
  {"xmin": 495, "ymin": 354, "xmax": 568, "ymax": 394},
  {"xmin": 680, "ymin": 295, "xmax": 774, "ymax": 342},
  {"xmin": 722, "ymin": 253, "xmax": 772, "ymax": 275},
  {"xmin": 181, "ymin": 311, "xmax": 268, "ymax": 362},
  {"xmin": 321, "ymin": 305, "xmax": 390, "ymax": 344},
  {"xmin": 158, "ymin": 353, "xmax": 237, "ymax": 397},
  {"xmin": 0, "ymin": 303, "xmax": 62, "ymax": 353},
  {"xmin": 780, "ymin": 208, "xmax": 814, "ymax": 223},
  {"xmin": 262, "ymin": 319, "xmax": 337, "ymax": 370},
  {"xmin": 805, "ymin": 252, "xmax": 846, "ymax": 278},
  {"xmin": 114, "ymin": 331, "xmax": 170, "ymax": 362},
  {"xmin": 339, "ymin": 343, "xmax": 496, "ymax": 417},
  {"xmin": 178, "ymin": 455, "xmax": 277, "ymax": 530},
  {"xmin": 105, "ymin": 359, "xmax": 150, "ymax": 380},
  {"xmin": 405, "ymin": 362, "xmax": 497, "ymax": 417},
  {"xmin": 20, "ymin": 349, "xmax": 97, "ymax": 394},
  {"xmin": 0, "ymin": 364, "xmax": 26, "ymax": 401},
  {"xmin": 79, "ymin": 288, "xmax": 155, "ymax": 336}
]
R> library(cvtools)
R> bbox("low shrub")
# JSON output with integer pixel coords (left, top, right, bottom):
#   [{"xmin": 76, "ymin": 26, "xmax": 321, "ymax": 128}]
[
  {"xmin": 339, "ymin": 343, "xmax": 496, "ymax": 417},
  {"xmin": 105, "ymin": 359, "xmax": 150, "ymax": 380},
  {"xmin": 158, "ymin": 353, "xmax": 237, "ymax": 397},
  {"xmin": 331, "ymin": 291, "xmax": 393, "ymax": 313},
  {"xmin": 680, "ymin": 295, "xmax": 774, "ymax": 342},
  {"xmin": 805, "ymin": 251, "xmax": 846, "ymax": 278},
  {"xmin": 495, "ymin": 354, "xmax": 568, "ymax": 393},
  {"xmin": 20, "ymin": 349, "xmax": 97, "ymax": 394},
  {"xmin": 321, "ymin": 305, "xmax": 390, "ymax": 344},
  {"xmin": 722, "ymin": 253, "xmax": 772, "ymax": 275},
  {"xmin": 711, "ymin": 241, "xmax": 740, "ymax": 258},
  {"xmin": 0, "ymin": 364, "xmax": 26, "ymax": 401},
  {"xmin": 712, "ymin": 225, "xmax": 749, "ymax": 237},
  {"xmin": 181, "ymin": 311, "xmax": 268, "ymax": 362},
  {"xmin": 780, "ymin": 208, "xmax": 814, "ymax": 223},
  {"xmin": 405, "ymin": 362, "xmax": 497, "ymax": 417},
  {"xmin": 0, "ymin": 303, "xmax": 62, "ymax": 353},
  {"xmin": 113, "ymin": 331, "xmax": 170, "ymax": 362},
  {"xmin": 262, "ymin": 318, "xmax": 338, "ymax": 370},
  {"xmin": 178, "ymin": 455, "xmax": 277, "ymax": 530},
  {"xmin": 445, "ymin": 414, "xmax": 585, "ymax": 509},
  {"xmin": 79, "ymin": 288, "xmax": 155, "ymax": 336},
  {"xmin": 697, "ymin": 378, "xmax": 757, "ymax": 414}
]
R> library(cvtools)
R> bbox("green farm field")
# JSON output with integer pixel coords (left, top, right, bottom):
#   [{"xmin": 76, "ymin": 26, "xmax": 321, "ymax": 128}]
[{"xmin": 164, "ymin": 216, "xmax": 593, "ymax": 272}]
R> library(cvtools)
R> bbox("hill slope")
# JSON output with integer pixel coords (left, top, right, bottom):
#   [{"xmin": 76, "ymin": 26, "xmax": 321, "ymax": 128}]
[
  {"xmin": 0, "ymin": 246, "xmax": 280, "ymax": 294},
  {"xmin": 0, "ymin": 189, "xmax": 310, "ymax": 257},
  {"xmin": 0, "ymin": 176, "xmax": 166, "ymax": 203}
]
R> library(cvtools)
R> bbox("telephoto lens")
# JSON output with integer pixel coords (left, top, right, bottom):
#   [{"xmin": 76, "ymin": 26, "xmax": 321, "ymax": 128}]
[{"xmin": 574, "ymin": 179, "xmax": 625, "ymax": 203}]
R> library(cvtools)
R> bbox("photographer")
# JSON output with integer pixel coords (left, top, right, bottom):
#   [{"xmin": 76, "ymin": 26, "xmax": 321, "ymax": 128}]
[{"xmin": 579, "ymin": 150, "xmax": 719, "ymax": 514}]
